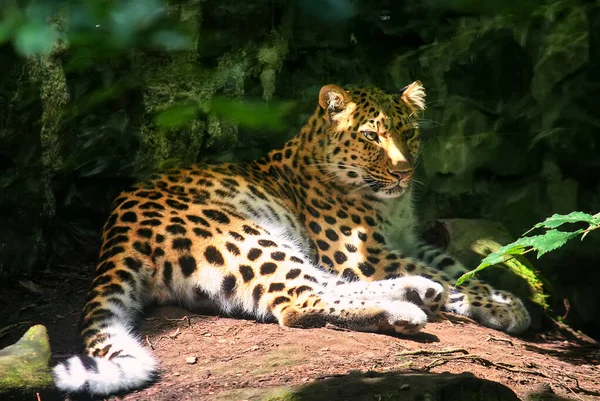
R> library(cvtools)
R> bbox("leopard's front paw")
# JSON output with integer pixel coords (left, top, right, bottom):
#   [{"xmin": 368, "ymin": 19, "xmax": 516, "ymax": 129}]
[
  {"xmin": 386, "ymin": 276, "xmax": 446, "ymax": 318},
  {"xmin": 384, "ymin": 300, "xmax": 429, "ymax": 334},
  {"xmin": 355, "ymin": 301, "xmax": 428, "ymax": 335}
]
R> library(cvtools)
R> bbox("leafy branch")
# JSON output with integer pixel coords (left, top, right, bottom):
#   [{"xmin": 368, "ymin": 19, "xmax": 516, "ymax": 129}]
[{"xmin": 456, "ymin": 212, "xmax": 600, "ymax": 286}]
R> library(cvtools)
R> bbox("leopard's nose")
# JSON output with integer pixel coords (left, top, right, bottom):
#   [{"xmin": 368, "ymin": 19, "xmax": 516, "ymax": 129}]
[{"xmin": 388, "ymin": 168, "xmax": 413, "ymax": 181}]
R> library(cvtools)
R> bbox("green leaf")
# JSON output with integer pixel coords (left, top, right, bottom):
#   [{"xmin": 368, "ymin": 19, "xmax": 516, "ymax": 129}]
[
  {"xmin": 154, "ymin": 104, "xmax": 199, "ymax": 128},
  {"xmin": 460, "ymin": 211, "xmax": 600, "ymax": 287},
  {"xmin": 529, "ymin": 229, "xmax": 582, "ymax": 258},
  {"xmin": 456, "ymin": 236, "xmax": 535, "ymax": 286},
  {"xmin": 210, "ymin": 98, "xmax": 294, "ymax": 131},
  {"xmin": 457, "ymin": 228, "xmax": 583, "ymax": 286},
  {"xmin": 526, "ymin": 212, "xmax": 597, "ymax": 233},
  {"xmin": 13, "ymin": 22, "xmax": 58, "ymax": 55}
]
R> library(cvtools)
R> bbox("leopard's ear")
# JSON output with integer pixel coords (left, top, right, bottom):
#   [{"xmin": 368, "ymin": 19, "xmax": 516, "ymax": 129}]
[
  {"xmin": 319, "ymin": 84, "xmax": 350, "ymax": 113},
  {"xmin": 400, "ymin": 81, "xmax": 426, "ymax": 111}
]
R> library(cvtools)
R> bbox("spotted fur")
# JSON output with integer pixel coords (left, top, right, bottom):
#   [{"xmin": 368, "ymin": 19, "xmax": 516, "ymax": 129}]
[{"xmin": 53, "ymin": 82, "xmax": 530, "ymax": 395}]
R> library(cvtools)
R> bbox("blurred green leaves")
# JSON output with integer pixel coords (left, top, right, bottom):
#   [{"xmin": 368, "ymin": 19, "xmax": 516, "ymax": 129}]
[
  {"xmin": 151, "ymin": 30, "xmax": 193, "ymax": 51},
  {"xmin": 0, "ymin": 0, "xmax": 193, "ymax": 59},
  {"xmin": 154, "ymin": 103, "xmax": 198, "ymax": 128},
  {"xmin": 108, "ymin": 0, "xmax": 165, "ymax": 43},
  {"xmin": 209, "ymin": 98, "xmax": 295, "ymax": 131},
  {"xmin": 0, "ymin": 1, "xmax": 59, "ymax": 55},
  {"xmin": 14, "ymin": 21, "xmax": 58, "ymax": 55},
  {"xmin": 154, "ymin": 98, "xmax": 295, "ymax": 131}
]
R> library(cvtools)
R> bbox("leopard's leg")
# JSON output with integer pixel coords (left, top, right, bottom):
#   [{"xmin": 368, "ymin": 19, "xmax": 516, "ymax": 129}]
[
  {"xmin": 412, "ymin": 244, "xmax": 531, "ymax": 334},
  {"xmin": 319, "ymin": 275, "xmax": 446, "ymax": 320},
  {"xmin": 276, "ymin": 273, "xmax": 431, "ymax": 335},
  {"xmin": 343, "ymin": 229, "xmax": 530, "ymax": 335},
  {"xmin": 176, "ymin": 227, "xmax": 432, "ymax": 336},
  {"xmin": 444, "ymin": 281, "xmax": 531, "ymax": 334},
  {"xmin": 53, "ymin": 254, "xmax": 157, "ymax": 395}
]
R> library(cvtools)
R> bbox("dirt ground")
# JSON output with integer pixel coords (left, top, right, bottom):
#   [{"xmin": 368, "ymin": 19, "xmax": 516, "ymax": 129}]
[{"xmin": 1, "ymin": 264, "xmax": 599, "ymax": 401}]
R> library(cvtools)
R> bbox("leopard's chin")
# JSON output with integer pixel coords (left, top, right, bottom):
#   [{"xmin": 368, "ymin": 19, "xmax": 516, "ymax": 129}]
[{"xmin": 373, "ymin": 182, "xmax": 406, "ymax": 199}]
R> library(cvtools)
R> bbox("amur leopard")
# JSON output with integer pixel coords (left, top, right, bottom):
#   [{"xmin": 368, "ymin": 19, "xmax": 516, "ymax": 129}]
[{"xmin": 53, "ymin": 81, "xmax": 530, "ymax": 395}]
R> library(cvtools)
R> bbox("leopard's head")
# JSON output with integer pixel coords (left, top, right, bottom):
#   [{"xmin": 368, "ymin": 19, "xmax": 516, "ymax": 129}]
[{"xmin": 316, "ymin": 82, "xmax": 425, "ymax": 198}]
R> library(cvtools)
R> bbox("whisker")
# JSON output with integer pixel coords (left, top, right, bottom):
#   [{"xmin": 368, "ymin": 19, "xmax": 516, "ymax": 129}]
[
  {"xmin": 424, "ymin": 98, "xmax": 447, "ymax": 107},
  {"xmin": 418, "ymin": 118, "xmax": 444, "ymax": 128},
  {"xmin": 410, "ymin": 178, "xmax": 425, "ymax": 189},
  {"xmin": 347, "ymin": 182, "xmax": 373, "ymax": 196}
]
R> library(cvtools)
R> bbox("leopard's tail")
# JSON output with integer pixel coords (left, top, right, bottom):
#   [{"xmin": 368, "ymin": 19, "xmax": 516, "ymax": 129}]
[
  {"xmin": 53, "ymin": 322, "xmax": 156, "ymax": 395},
  {"xmin": 53, "ymin": 258, "xmax": 157, "ymax": 395}
]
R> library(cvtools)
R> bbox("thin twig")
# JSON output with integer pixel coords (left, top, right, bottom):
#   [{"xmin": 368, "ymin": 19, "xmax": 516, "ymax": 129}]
[
  {"xmin": 561, "ymin": 298, "xmax": 571, "ymax": 320},
  {"xmin": 557, "ymin": 373, "xmax": 600, "ymax": 398},
  {"xmin": 486, "ymin": 335, "xmax": 515, "ymax": 346},
  {"xmin": 154, "ymin": 327, "xmax": 184, "ymax": 347},
  {"xmin": 0, "ymin": 322, "xmax": 31, "ymax": 340},
  {"xmin": 220, "ymin": 342, "xmax": 266, "ymax": 362},
  {"xmin": 325, "ymin": 323, "xmax": 352, "ymax": 332},
  {"xmin": 400, "ymin": 345, "xmax": 598, "ymax": 398},
  {"xmin": 424, "ymin": 354, "xmax": 550, "ymax": 378},
  {"xmin": 145, "ymin": 335, "xmax": 154, "ymax": 350},
  {"xmin": 215, "ymin": 325, "xmax": 244, "ymax": 337},
  {"xmin": 559, "ymin": 379, "xmax": 585, "ymax": 401},
  {"xmin": 164, "ymin": 315, "xmax": 205, "ymax": 327},
  {"xmin": 397, "ymin": 348, "xmax": 469, "ymax": 357}
]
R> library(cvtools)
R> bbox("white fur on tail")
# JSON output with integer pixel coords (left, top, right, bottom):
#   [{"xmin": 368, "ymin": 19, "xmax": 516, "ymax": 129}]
[{"xmin": 52, "ymin": 323, "xmax": 156, "ymax": 395}]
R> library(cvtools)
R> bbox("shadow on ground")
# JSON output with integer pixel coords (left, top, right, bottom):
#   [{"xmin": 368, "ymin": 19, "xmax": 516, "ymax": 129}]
[{"xmin": 221, "ymin": 370, "xmax": 521, "ymax": 401}]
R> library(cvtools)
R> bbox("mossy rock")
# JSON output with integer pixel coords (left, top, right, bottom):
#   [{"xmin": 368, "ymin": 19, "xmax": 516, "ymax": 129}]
[{"xmin": 0, "ymin": 325, "xmax": 57, "ymax": 399}]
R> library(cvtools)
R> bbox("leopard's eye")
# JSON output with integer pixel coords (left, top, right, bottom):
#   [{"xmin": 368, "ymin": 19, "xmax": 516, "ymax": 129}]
[
  {"xmin": 361, "ymin": 131, "xmax": 379, "ymax": 142},
  {"xmin": 405, "ymin": 129, "xmax": 417, "ymax": 140}
]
